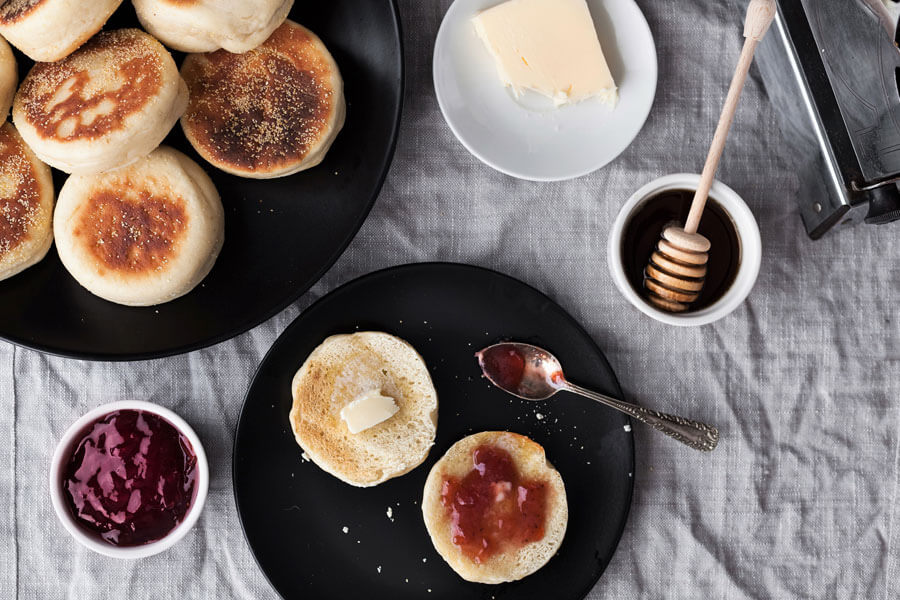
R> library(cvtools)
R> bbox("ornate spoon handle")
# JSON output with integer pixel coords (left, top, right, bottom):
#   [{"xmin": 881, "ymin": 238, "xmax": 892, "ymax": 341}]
[{"xmin": 561, "ymin": 383, "xmax": 719, "ymax": 452}]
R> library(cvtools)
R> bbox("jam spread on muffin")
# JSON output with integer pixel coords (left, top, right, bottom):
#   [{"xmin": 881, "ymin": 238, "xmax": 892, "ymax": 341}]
[{"xmin": 440, "ymin": 444, "xmax": 548, "ymax": 563}]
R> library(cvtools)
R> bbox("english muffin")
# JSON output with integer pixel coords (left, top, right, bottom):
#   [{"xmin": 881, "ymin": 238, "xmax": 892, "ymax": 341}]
[
  {"xmin": 422, "ymin": 431, "xmax": 568, "ymax": 584},
  {"xmin": 133, "ymin": 0, "xmax": 294, "ymax": 54},
  {"xmin": 53, "ymin": 146, "xmax": 224, "ymax": 306},
  {"xmin": 0, "ymin": 0, "xmax": 122, "ymax": 62},
  {"xmin": 289, "ymin": 332, "xmax": 438, "ymax": 487},
  {"xmin": 13, "ymin": 28, "xmax": 188, "ymax": 175},
  {"xmin": 0, "ymin": 122, "xmax": 54, "ymax": 281},
  {"xmin": 0, "ymin": 36, "xmax": 16, "ymax": 119},
  {"xmin": 180, "ymin": 20, "xmax": 345, "ymax": 179}
]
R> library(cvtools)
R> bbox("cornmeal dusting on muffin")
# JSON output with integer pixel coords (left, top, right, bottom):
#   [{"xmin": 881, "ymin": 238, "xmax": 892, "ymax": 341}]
[
  {"xmin": 0, "ymin": 130, "xmax": 42, "ymax": 258},
  {"xmin": 18, "ymin": 30, "xmax": 164, "ymax": 140},
  {"xmin": 182, "ymin": 21, "xmax": 338, "ymax": 172},
  {"xmin": 74, "ymin": 186, "xmax": 188, "ymax": 274},
  {"xmin": 0, "ymin": 0, "xmax": 44, "ymax": 23}
]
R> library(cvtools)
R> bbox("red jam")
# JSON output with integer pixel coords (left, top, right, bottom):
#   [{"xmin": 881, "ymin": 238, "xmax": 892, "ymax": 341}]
[
  {"xmin": 440, "ymin": 445, "xmax": 548, "ymax": 563},
  {"xmin": 62, "ymin": 409, "xmax": 198, "ymax": 547},
  {"xmin": 477, "ymin": 346, "xmax": 526, "ymax": 391}
]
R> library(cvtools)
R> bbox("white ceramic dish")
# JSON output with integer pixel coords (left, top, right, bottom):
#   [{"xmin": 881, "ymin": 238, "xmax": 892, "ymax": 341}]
[
  {"xmin": 607, "ymin": 173, "xmax": 762, "ymax": 327},
  {"xmin": 433, "ymin": 0, "xmax": 657, "ymax": 181},
  {"xmin": 49, "ymin": 400, "xmax": 209, "ymax": 559}
]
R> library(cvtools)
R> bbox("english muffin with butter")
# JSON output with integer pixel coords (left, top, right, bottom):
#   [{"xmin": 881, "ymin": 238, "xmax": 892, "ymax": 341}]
[
  {"xmin": 289, "ymin": 332, "xmax": 438, "ymax": 487},
  {"xmin": 0, "ymin": 0, "xmax": 122, "ymax": 62},
  {"xmin": 422, "ymin": 431, "xmax": 568, "ymax": 584},
  {"xmin": 0, "ymin": 122, "xmax": 54, "ymax": 282},
  {"xmin": 180, "ymin": 20, "xmax": 345, "ymax": 179},
  {"xmin": 54, "ymin": 146, "xmax": 224, "ymax": 306},
  {"xmin": 0, "ymin": 36, "xmax": 16, "ymax": 120},
  {"xmin": 133, "ymin": 0, "xmax": 294, "ymax": 54},
  {"xmin": 13, "ymin": 28, "xmax": 188, "ymax": 175}
]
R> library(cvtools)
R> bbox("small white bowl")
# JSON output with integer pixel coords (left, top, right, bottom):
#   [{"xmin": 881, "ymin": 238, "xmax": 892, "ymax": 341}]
[
  {"xmin": 49, "ymin": 400, "xmax": 209, "ymax": 559},
  {"xmin": 433, "ymin": 0, "xmax": 658, "ymax": 181},
  {"xmin": 607, "ymin": 173, "xmax": 762, "ymax": 326}
]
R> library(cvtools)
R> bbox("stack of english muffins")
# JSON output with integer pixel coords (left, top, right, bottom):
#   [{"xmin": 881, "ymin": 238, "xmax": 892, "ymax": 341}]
[{"xmin": 0, "ymin": 0, "xmax": 345, "ymax": 306}]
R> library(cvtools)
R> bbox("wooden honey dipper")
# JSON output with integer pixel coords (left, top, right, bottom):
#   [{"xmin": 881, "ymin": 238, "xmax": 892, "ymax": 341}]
[{"xmin": 644, "ymin": 0, "xmax": 776, "ymax": 313}]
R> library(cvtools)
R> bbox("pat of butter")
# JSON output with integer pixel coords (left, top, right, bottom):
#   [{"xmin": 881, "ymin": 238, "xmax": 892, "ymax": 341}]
[
  {"xmin": 472, "ymin": 0, "xmax": 617, "ymax": 107},
  {"xmin": 340, "ymin": 389, "xmax": 400, "ymax": 434}
]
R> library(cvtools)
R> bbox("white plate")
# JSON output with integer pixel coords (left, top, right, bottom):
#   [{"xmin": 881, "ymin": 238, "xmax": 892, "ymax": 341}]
[{"xmin": 433, "ymin": 0, "xmax": 658, "ymax": 181}]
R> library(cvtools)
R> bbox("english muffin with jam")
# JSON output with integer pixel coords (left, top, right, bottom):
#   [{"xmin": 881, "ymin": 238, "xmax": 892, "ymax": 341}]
[
  {"xmin": 422, "ymin": 431, "xmax": 568, "ymax": 584},
  {"xmin": 289, "ymin": 332, "xmax": 438, "ymax": 487},
  {"xmin": 180, "ymin": 20, "xmax": 344, "ymax": 179},
  {"xmin": 0, "ymin": 0, "xmax": 122, "ymax": 62},
  {"xmin": 53, "ymin": 146, "xmax": 224, "ymax": 306},
  {"xmin": 13, "ymin": 28, "xmax": 188, "ymax": 175},
  {"xmin": 134, "ymin": 0, "xmax": 294, "ymax": 54},
  {"xmin": 0, "ymin": 122, "xmax": 54, "ymax": 282}
]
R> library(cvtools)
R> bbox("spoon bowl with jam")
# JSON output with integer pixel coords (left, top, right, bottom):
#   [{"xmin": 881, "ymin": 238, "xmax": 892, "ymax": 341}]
[{"xmin": 476, "ymin": 342, "xmax": 719, "ymax": 452}]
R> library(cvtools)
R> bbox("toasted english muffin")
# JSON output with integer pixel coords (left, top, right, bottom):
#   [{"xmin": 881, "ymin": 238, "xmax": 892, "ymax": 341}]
[
  {"xmin": 134, "ymin": 0, "xmax": 294, "ymax": 54},
  {"xmin": 0, "ymin": 0, "xmax": 122, "ymax": 62},
  {"xmin": 0, "ymin": 36, "xmax": 16, "ymax": 119},
  {"xmin": 13, "ymin": 28, "xmax": 188, "ymax": 175},
  {"xmin": 53, "ymin": 146, "xmax": 224, "ymax": 306},
  {"xmin": 180, "ymin": 20, "xmax": 345, "ymax": 179},
  {"xmin": 0, "ymin": 122, "xmax": 54, "ymax": 281},
  {"xmin": 289, "ymin": 332, "xmax": 438, "ymax": 487},
  {"xmin": 422, "ymin": 431, "xmax": 568, "ymax": 584}
]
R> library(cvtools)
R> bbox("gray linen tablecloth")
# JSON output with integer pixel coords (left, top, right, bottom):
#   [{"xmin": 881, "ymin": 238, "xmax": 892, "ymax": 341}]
[{"xmin": 2, "ymin": 0, "xmax": 899, "ymax": 598}]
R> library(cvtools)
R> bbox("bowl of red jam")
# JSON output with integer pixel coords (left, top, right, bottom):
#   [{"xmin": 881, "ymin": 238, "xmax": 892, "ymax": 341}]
[{"xmin": 49, "ymin": 401, "xmax": 209, "ymax": 559}]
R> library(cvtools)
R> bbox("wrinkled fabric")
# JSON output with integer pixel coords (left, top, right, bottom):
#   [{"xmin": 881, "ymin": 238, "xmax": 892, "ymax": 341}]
[{"xmin": 2, "ymin": 0, "xmax": 899, "ymax": 598}]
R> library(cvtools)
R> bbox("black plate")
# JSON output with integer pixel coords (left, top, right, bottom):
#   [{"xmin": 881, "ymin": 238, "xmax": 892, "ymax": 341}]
[
  {"xmin": 0, "ymin": 1, "xmax": 403, "ymax": 360},
  {"xmin": 233, "ymin": 263, "xmax": 634, "ymax": 600}
]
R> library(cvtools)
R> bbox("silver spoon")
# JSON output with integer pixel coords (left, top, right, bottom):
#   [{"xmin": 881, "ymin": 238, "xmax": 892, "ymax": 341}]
[{"xmin": 475, "ymin": 342, "xmax": 719, "ymax": 452}]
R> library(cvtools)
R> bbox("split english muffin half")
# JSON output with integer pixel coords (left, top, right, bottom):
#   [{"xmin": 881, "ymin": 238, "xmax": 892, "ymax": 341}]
[
  {"xmin": 422, "ymin": 431, "xmax": 568, "ymax": 584},
  {"xmin": 133, "ymin": 0, "xmax": 294, "ymax": 54},
  {"xmin": 289, "ymin": 332, "xmax": 438, "ymax": 487},
  {"xmin": 13, "ymin": 28, "xmax": 187, "ymax": 175},
  {"xmin": 0, "ymin": 0, "xmax": 122, "ymax": 62},
  {"xmin": 180, "ymin": 19, "xmax": 344, "ymax": 179},
  {"xmin": 0, "ymin": 122, "xmax": 54, "ymax": 282},
  {"xmin": 0, "ymin": 36, "xmax": 16, "ymax": 120},
  {"xmin": 53, "ymin": 146, "xmax": 224, "ymax": 306}
]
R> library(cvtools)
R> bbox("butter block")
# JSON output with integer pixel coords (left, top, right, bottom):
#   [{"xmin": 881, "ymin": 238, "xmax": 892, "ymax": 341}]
[
  {"xmin": 472, "ymin": 0, "xmax": 617, "ymax": 107},
  {"xmin": 340, "ymin": 389, "xmax": 400, "ymax": 434}
]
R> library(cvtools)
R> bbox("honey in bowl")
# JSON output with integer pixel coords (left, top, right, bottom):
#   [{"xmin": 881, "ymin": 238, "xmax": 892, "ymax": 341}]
[
  {"xmin": 622, "ymin": 189, "xmax": 741, "ymax": 311},
  {"xmin": 62, "ymin": 409, "xmax": 198, "ymax": 547}
]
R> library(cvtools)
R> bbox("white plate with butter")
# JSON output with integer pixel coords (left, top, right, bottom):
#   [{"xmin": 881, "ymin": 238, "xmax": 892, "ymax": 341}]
[{"xmin": 434, "ymin": 0, "xmax": 657, "ymax": 181}]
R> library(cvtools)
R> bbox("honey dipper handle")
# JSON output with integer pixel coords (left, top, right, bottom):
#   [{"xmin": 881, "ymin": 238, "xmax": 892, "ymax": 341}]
[
  {"xmin": 684, "ymin": 0, "xmax": 776, "ymax": 234},
  {"xmin": 561, "ymin": 382, "xmax": 719, "ymax": 452}
]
